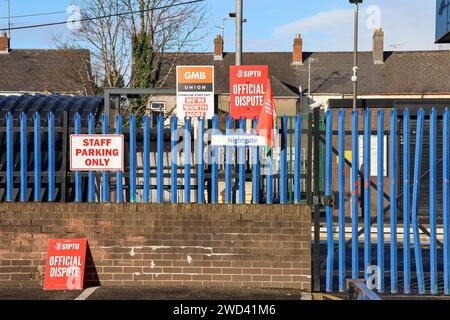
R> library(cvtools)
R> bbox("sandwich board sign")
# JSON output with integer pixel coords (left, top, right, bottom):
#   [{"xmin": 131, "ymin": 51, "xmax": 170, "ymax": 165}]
[
  {"xmin": 70, "ymin": 134, "xmax": 124, "ymax": 171},
  {"xmin": 229, "ymin": 65, "xmax": 269, "ymax": 119},
  {"xmin": 176, "ymin": 65, "xmax": 214, "ymax": 119},
  {"xmin": 43, "ymin": 238, "xmax": 87, "ymax": 290}
]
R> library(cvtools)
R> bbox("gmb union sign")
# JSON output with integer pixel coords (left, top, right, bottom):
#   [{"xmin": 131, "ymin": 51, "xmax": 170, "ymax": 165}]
[
  {"xmin": 70, "ymin": 134, "xmax": 124, "ymax": 171},
  {"xmin": 176, "ymin": 65, "xmax": 214, "ymax": 119}
]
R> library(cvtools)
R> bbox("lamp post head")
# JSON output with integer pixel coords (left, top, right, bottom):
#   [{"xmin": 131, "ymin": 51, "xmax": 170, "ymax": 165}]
[{"xmin": 349, "ymin": 0, "xmax": 363, "ymax": 3}]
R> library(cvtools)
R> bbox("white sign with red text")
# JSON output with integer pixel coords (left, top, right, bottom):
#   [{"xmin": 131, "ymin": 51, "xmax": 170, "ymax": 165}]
[{"xmin": 70, "ymin": 135, "xmax": 124, "ymax": 171}]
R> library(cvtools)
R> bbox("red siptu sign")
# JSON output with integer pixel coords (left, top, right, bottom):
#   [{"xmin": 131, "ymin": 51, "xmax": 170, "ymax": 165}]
[
  {"xmin": 229, "ymin": 65, "xmax": 269, "ymax": 119},
  {"xmin": 43, "ymin": 238, "xmax": 87, "ymax": 290}
]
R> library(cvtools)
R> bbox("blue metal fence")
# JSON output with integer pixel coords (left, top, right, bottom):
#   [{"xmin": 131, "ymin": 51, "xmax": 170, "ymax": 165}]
[
  {"xmin": 323, "ymin": 107, "xmax": 450, "ymax": 296},
  {"xmin": 0, "ymin": 112, "xmax": 310, "ymax": 205}
]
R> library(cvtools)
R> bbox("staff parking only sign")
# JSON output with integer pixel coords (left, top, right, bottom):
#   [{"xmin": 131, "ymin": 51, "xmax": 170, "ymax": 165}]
[
  {"xmin": 230, "ymin": 65, "xmax": 269, "ymax": 119},
  {"xmin": 43, "ymin": 239, "xmax": 87, "ymax": 290},
  {"xmin": 70, "ymin": 134, "xmax": 124, "ymax": 171},
  {"xmin": 176, "ymin": 65, "xmax": 214, "ymax": 119}
]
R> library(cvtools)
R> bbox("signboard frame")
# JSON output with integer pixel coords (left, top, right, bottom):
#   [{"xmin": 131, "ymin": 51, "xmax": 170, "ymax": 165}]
[
  {"xmin": 229, "ymin": 65, "xmax": 269, "ymax": 120},
  {"xmin": 211, "ymin": 134, "xmax": 266, "ymax": 147},
  {"xmin": 43, "ymin": 238, "xmax": 88, "ymax": 291},
  {"xmin": 70, "ymin": 134, "xmax": 124, "ymax": 172},
  {"xmin": 176, "ymin": 65, "xmax": 215, "ymax": 119}
]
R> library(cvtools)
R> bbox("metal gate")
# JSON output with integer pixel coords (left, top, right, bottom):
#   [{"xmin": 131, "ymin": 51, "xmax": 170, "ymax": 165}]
[{"xmin": 313, "ymin": 107, "xmax": 450, "ymax": 296}]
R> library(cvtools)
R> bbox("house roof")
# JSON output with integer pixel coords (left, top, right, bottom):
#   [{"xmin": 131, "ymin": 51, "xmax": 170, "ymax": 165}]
[
  {"xmin": 0, "ymin": 49, "xmax": 93, "ymax": 95},
  {"xmin": 158, "ymin": 50, "xmax": 450, "ymax": 97}
]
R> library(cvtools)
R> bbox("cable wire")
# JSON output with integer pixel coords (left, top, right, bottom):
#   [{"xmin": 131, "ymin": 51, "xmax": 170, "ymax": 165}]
[{"xmin": 0, "ymin": 0, "xmax": 205, "ymax": 32}]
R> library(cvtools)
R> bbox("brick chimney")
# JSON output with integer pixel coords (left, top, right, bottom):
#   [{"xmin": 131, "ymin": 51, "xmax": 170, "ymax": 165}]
[
  {"xmin": 373, "ymin": 28, "xmax": 384, "ymax": 64},
  {"xmin": 0, "ymin": 32, "xmax": 10, "ymax": 53},
  {"xmin": 292, "ymin": 33, "xmax": 303, "ymax": 65},
  {"xmin": 214, "ymin": 34, "xmax": 224, "ymax": 61}
]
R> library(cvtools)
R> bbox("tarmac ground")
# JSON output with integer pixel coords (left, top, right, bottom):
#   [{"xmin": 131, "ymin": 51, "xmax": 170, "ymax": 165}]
[{"xmin": 0, "ymin": 287, "xmax": 304, "ymax": 301}]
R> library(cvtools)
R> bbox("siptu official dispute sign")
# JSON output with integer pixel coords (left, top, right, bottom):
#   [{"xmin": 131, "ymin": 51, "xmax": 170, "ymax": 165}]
[
  {"xmin": 176, "ymin": 65, "xmax": 214, "ymax": 119},
  {"xmin": 229, "ymin": 65, "xmax": 269, "ymax": 119},
  {"xmin": 70, "ymin": 134, "xmax": 124, "ymax": 171},
  {"xmin": 43, "ymin": 238, "xmax": 87, "ymax": 290}
]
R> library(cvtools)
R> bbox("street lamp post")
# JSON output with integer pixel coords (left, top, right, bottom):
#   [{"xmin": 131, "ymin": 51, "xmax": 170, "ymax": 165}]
[
  {"xmin": 229, "ymin": 2, "xmax": 247, "ymax": 67},
  {"xmin": 350, "ymin": 0, "xmax": 362, "ymax": 111},
  {"xmin": 236, "ymin": 0, "xmax": 243, "ymax": 66}
]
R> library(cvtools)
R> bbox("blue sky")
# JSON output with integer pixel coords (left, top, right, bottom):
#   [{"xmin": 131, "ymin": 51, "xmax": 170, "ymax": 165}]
[{"xmin": 0, "ymin": 0, "xmax": 441, "ymax": 52}]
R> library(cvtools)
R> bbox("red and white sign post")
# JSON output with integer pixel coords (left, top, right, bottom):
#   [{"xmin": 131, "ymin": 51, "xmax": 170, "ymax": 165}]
[
  {"xmin": 70, "ymin": 135, "xmax": 124, "ymax": 171},
  {"xmin": 43, "ymin": 238, "xmax": 87, "ymax": 290},
  {"xmin": 229, "ymin": 65, "xmax": 269, "ymax": 119}
]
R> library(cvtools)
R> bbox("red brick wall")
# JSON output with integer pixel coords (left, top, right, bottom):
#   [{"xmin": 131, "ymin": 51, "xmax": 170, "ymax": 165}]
[{"xmin": 0, "ymin": 203, "xmax": 311, "ymax": 292}]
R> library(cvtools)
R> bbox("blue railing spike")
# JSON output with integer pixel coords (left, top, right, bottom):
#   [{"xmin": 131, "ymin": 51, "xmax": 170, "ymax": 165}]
[
  {"xmin": 403, "ymin": 108, "xmax": 411, "ymax": 294},
  {"xmin": 87, "ymin": 113, "xmax": 95, "ymax": 202},
  {"xmin": 102, "ymin": 113, "xmax": 110, "ymax": 202},
  {"xmin": 20, "ymin": 112, "xmax": 27, "ymax": 202},
  {"xmin": 338, "ymin": 108, "xmax": 345, "ymax": 292},
  {"xmin": 143, "ymin": 115, "xmax": 150, "ymax": 203},
  {"xmin": 364, "ymin": 108, "xmax": 372, "ymax": 279},
  {"xmin": 390, "ymin": 108, "xmax": 398, "ymax": 293},
  {"xmin": 377, "ymin": 109, "xmax": 385, "ymax": 292},
  {"xmin": 411, "ymin": 108, "xmax": 425, "ymax": 294},
  {"xmin": 197, "ymin": 117, "xmax": 205, "ymax": 204},
  {"xmin": 184, "ymin": 117, "xmax": 192, "ymax": 203},
  {"xmin": 74, "ymin": 113, "xmax": 82, "ymax": 202},
  {"xmin": 157, "ymin": 113, "xmax": 164, "ymax": 203},
  {"xmin": 238, "ymin": 118, "xmax": 246, "ymax": 204},
  {"xmin": 252, "ymin": 118, "xmax": 260, "ymax": 204},
  {"xmin": 225, "ymin": 115, "xmax": 233, "ymax": 204},
  {"xmin": 430, "ymin": 108, "xmax": 437, "ymax": 294},
  {"xmin": 129, "ymin": 114, "xmax": 136, "ymax": 203},
  {"xmin": 48, "ymin": 112, "xmax": 55, "ymax": 202},
  {"xmin": 33, "ymin": 113, "xmax": 41, "ymax": 202},
  {"xmin": 115, "ymin": 114, "xmax": 123, "ymax": 203},
  {"xmin": 211, "ymin": 115, "xmax": 219, "ymax": 204},
  {"xmin": 351, "ymin": 110, "xmax": 359, "ymax": 280},
  {"xmin": 171, "ymin": 116, "xmax": 178, "ymax": 204},
  {"xmin": 6, "ymin": 112, "xmax": 13, "ymax": 202}
]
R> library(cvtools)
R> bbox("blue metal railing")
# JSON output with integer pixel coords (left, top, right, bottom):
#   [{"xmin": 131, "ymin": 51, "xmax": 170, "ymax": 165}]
[
  {"xmin": 323, "ymin": 107, "xmax": 450, "ymax": 296},
  {"xmin": 1, "ymin": 112, "xmax": 308, "ymax": 204}
]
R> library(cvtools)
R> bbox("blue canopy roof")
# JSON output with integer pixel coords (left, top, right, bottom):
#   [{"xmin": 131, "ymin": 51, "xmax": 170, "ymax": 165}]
[{"xmin": 0, "ymin": 94, "xmax": 104, "ymax": 125}]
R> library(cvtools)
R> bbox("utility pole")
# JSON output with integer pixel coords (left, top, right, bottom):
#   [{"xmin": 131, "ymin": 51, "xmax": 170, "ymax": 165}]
[
  {"xmin": 350, "ymin": 0, "xmax": 362, "ymax": 111},
  {"xmin": 7, "ymin": 0, "xmax": 11, "ymax": 38},
  {"xmin": 235, "ymin": 0, "xmax": 243, "ymax": 66}
]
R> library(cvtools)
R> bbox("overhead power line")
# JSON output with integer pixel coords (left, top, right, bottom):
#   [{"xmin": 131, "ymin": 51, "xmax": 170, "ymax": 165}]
[
  {"xmin": 0, "ymin": 0, "xmax": 205, "ymax": 32},
  {"xmin": 0, "ymin": 0, "xmax": 146, "ymax": 20},
  {"xmin": 0, "ymin": 10, "xmax": 68, "ymax": 20}
]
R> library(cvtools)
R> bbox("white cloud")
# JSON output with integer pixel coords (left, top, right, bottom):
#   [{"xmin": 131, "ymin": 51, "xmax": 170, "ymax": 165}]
[
  {"xmin": 249, "ymin": 0, "xmax": 438, "ymax": 52},
  {"xmin": 274, "ymin": 9, "xmax": 353, "ymax": 37}
]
